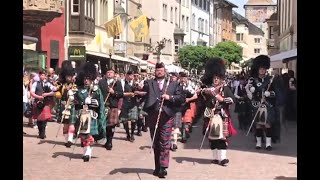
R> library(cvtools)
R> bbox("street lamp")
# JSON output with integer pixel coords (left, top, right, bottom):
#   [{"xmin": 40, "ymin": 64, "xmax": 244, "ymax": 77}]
[
  {"xmin": 148, "ymin": 38, "xmax": 168, "ymax": 63},
  {"xmin": 109, "ymin": 52, "xmax": 112, "ymax": 69}
]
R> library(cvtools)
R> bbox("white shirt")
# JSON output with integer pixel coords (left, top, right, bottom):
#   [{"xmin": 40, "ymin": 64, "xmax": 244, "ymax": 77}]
[
  {"xmin": 31, "ymin": 81, "xmax": 55, "ymax": 93},
  {"xmin": 23, "ymin": 85, "xmax": 28, "ymax": 103},
  {"xmin": 157, "ymin": 79, "xmax": 165, "ymax": 90}
]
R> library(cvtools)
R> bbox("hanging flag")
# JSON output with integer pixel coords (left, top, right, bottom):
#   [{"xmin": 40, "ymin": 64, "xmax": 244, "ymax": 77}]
[
  {"xmin": 96, "ymin": 33, "xmax": 101, "ymax": 45},
  {"xmin": 129, "ymin": 15, "xmax": 149, "ymax": 39},
  {"xmin": 104, "ymin": 15, "xmax": 123, "ymax": 38}
]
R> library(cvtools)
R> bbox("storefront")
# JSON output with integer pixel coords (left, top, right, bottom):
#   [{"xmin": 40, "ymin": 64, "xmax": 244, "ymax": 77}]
[
  {"xmin": 270, "ymin": 48, "xmax": 297, "ymax": 76},
  {"xmin": 23, "ymin": 36, "xmax": 47, "ymax": 71}
]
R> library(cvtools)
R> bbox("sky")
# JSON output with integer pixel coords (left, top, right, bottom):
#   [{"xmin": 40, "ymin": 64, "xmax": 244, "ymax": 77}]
[{"xmin": 228, "ymin": 0, "xmax": 246, "ymax": 16}]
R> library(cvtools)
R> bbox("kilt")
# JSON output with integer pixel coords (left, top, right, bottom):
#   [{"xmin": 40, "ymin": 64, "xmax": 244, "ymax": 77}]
[
  {"xmin": 120, "ymin": 106, "xmax": 139, "ymax": 123},
  {"xmin": 32, "ymin": 101, "xmax": 52, "ymax": 121},
  {"xmin": 172, "ymin": 112, "xmax": 182, "ymax": 128},
  {"xmin": 182, "ymin": 109, "xmax": 193, "ymax": 123},
  {"xmin": 106, "ymin": 108, "xmax": 119, "ymax": 126},
  {"xmin": 252, "ymin": 103, "xmax": 276, "ymax": 125}
]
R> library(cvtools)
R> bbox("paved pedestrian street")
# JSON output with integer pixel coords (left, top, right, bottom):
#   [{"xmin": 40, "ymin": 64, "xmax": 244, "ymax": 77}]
[{"xmin": 23, "ymin": 108, "xmax": 297, "ymax": 180}]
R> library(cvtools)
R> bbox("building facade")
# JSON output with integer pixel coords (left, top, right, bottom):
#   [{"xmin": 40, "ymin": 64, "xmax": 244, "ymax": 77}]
[
  {"xmin": 191, "ymin": 0, "xmax": 210, "ymax": 46},
  {"xmin": 269, "ymin": 0, "xmax": 297, "ymax": 76},
  {"xmin": 233, "ymin": 11, "xmax": 267, "ymax": 62},
  {"xmin": 244, "ymin": 0, "xmax": 277, "ymax": 39},
  {"xmin": 220, "ymin": 0, "xmax": 237, "ymax": 41}
]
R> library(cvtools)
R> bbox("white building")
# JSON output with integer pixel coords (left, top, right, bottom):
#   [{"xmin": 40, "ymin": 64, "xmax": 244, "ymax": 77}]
[
  {"xmin": 233, "ymin": 11, "xmax": 267, "ymax": 62},
  {"xmin": 141, "ymin": 0, "xmax": 182, "ymax": 65},
  {"xmin": 191, "ymin": 0, "xmax": 210, "ymax": 46}
]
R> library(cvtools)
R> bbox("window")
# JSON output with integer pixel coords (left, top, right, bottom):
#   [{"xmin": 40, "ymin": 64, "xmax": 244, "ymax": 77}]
[
  {"xmin": 198, "ymin": 18, "xmax": 201, "ymax": 31},
  {"xmin": 72, "ymin": 0, "xmax": 80, "ymax": 15},
  {"xmin": 85, "ymin": 0, "xmax": 87, "ymax": 16},
  {"xmin": 192, "ymin": 14, "xmax": 195, "ymax": 29},
  {"xmin": 95, "ymin": 0, "xmax": 98, "ymax": 25},
  {"xmin": 186, "ymin": 17, "xmax": 189, "ymax": 32},
  {"xmin": 182, "ymin": 15, "xmax": 185, "ymax": 31},
  {"xmin": 175, "ymin": 7, "xmax": 178, "ymax": 27},
  {"xmin": 254, "ymin": 48, "xmax": 261, "ymax": 54},
  {"xmin": 254, "ymin": 38, "xmax": 261, "ymax": 43},
  {"xmin": 114, "ymin": 35, "xmax": 120, "ymax": 40},
  {"xmin": 236, "ymin": 33, "xmax": 243, "ymax": 41},
  {"xmin": 88, "ymin": 0, "xmax": 91, "ymax": 18},
  {"xmin": 175, "ymin": 39, "xmax": 179, "ymax": 53},
  {"xmin": 204, "ymin": 0, "xmax": 206, "ymax": 10},
  {"xmin": 269, "ymin": 26, "xmax": 274, "ymax": 39},
  {"xmin": 201, "ymin": 19, "xmax": 204, "ymax": 32},
  {"xmin": 199, "ymin": 0, "xmax": 203, "ymax": 8},
  {"xmin": 186, "ymin": 0, "xmax": 189, "ymax": 8},
  {"xmin": 100, "ymin": 0, "xmax": 108, "ymax": 25},
  {"xmin": 207, "ymin": 1, "xmax": 210, "ymax": 11},
  {"xmin": 182, "ymin": 0, "xmax": 185, "ymax": 7},
  {"xmin": 162, "ymin": 4, "xmax": 167, "ymax": 21},
  {"xmin": 195, "ymin": 0, "xmax": 198, "ymax": 6},
  {"xmin": 91, "ymin": 0, "xmax": 94, "ymax": 18},
  {"xmin": 205, "ymin": 20, "xmax": 208, "ymax": 34},
  {"xmin": 170, "ymin": 7, "xmax": 173, "ymax": 23}
]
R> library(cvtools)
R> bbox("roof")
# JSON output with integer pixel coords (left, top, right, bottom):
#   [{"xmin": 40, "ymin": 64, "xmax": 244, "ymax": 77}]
[
  {"xmin": 222, "ymin": 0, "xmax": 238, "ymax": 8},
  {"xmin": 232, "ymin": 11, "xmax": 264, "ymax": 36},
  {"xmin": 244, "ymin": 0, "xmax": 276, "ymax": 6}
]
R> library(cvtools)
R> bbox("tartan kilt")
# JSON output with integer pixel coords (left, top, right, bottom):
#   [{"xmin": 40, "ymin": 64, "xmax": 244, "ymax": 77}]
[
  {"xmin": 32, "ymin": 101, "xmax": 51, "ymax": 121},
  {"xmin": 182, "ymin": 109, "xmax": 193, "ymax": 123},
  {"xmin": 74, "ymin": 114, "xmax": 99, "ymax": 136},
  {"xmin": 106, "ymin": 108, "xmax": 119, "ymax": 126},
  {"xmin": 120, "ymin": 106, "xmax": 139, "ymax": 123},
  {"xmin": 173, "ymin": 112, "xmax": 182, "ymax": 128},
  {"xmin": 138, "ymin": 102, "xmax": 148, "ymax": 117}
]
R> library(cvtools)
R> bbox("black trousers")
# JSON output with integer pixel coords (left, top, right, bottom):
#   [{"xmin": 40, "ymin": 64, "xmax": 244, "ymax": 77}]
[{"xmin": 36, "ymin": 121, "xmax": 47, "ymax": 137}]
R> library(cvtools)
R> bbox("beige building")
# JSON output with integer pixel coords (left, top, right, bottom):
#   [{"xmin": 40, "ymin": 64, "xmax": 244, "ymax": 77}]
[
  {"xmin": 233, "ymin": 11, "xmax": 267, "ymax": 63},
  {"xmin": 244, "ymin": 0, "xmax": 277, "ymax": 39},
  {"xmin": 141, "ymin": 0, "xmax": 183, "ymax": 65},
  {"xmin": 269, "ymin": 0, "xmax": 297, "ymax": 76}
]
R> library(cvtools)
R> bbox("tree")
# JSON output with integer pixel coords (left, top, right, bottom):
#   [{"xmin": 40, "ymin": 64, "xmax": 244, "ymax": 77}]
[
  {"xmin": 211, "ymin": 41, "xmax": 243, "ymax": 68},
  {"xmin": 178, "ymin": 45, "xmax": 214, "ymax": 71}
]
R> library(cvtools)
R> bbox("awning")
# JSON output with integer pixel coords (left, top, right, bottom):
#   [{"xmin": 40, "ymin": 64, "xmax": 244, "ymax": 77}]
[
  {"xmin": 128, "ymin": 56, "xmax": 147, "ymax": 65},
  {"xmin": 23, "ymin": 36, "xmax": 38, "ymax": 44},
  {"xmin": 270, "ymin": 48, "xmax": 297, "ymax": 62},
  {"xmin": 86, "ymin": 51, "xmax": 137, "ymax": 64},
  {"xmin": 147, "ymin": 60, "xmax": 157, "ymax": 65}
]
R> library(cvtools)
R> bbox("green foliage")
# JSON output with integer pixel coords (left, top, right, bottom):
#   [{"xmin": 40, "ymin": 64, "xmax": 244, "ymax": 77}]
[
  {"xmin": 177, "ymin": 41, "xmax": 243, "ymax": 71},
  {"xmin": 211, "ymin": 41, "xmax": 243, "ymax": 67}
]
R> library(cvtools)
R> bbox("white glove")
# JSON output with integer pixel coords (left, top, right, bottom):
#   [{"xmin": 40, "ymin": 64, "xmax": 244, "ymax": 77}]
[
  {"xmin": 68, "ymin": 95, "xmax": 74, "ymax": 101},
  {"xmin": 85, "ymin": 97, "xmax": 92, "ymax": 104},
  {"xmin": 224, "ymin": 97, "xmax": 233, "ymax": 104},
  {"xmin": 67, "ymin": 90, "xmax": 74, "ymax": 96},
  {"xmin": 91, "ymin": 99, "xmax": 99, "ymax": 107},
  {"xmin": 264, "ymin": 91, "xmax": 270, "ymax": 97},
  {"xmin": 250, "ymin": 87, "xmax": 255, "ymax": 93}
]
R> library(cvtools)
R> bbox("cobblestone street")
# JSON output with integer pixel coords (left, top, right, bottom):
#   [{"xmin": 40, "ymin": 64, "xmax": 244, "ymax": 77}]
[{"xmin": 23, "ymin": 106, "xmax": 297, "ymax": 180}]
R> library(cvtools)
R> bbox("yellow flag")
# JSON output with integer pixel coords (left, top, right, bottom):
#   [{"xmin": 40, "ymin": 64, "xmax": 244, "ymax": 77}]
[
  {"xmin": 104, "ymin": 15, "xmax": 123, "ymax": 38},
  {"xmin": 129, "ymin": 15, "xmax": 149, "ymax": 39},
  {"xmin": 96, "ymin": 33, "xmax": 101, "ymax": 45}
]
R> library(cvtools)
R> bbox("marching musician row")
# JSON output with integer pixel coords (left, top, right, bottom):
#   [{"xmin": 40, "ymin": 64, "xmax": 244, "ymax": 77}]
[{"xmin": 28, "ymin": 54, "xmax": 278, "ymax": 178}]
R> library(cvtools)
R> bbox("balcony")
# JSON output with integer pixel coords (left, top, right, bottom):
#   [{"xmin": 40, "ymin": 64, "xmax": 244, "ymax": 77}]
[
  {"xmin": 23, "ymin": 0, "xmax": 62, "ymax": 36},
  {"xmin": 267, "ymin": 39, "xmax": 276, "ymax": 48}
]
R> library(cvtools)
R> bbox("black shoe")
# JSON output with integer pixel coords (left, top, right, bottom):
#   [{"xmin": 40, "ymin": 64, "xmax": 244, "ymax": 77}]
[
  {"xmin": 126, "ymin": 135, "xmax": 131, "ymax": 141},
  {"xmin": 158, "ymin": 168, "xmax": 167, "ymax": 178},
  {"xmin": 130, "ymin": 135, "xmax": 135, "ymax": 142},
  {"xmin": 38, "ymin": 135, "xmax": 46, "ymax": 139},
  {"xmin": 83, "ymin": 155, "xmax": 90, "ymax": 162},
  {"xmin": 266, "ymin": 146, "xmax": 272, "ymax": 151},
  {"xmin": 142, "ymin": 126, "xmax": 148, "ymax": 132},
  {"xmin": 220, "ymin": 159, "xmax": 229, "ymax": 166},
  {"xmin": 136, "ymin": 131, "xmax": 142, "ymax": 136},
  {"xmin": 211, "ymin": 160, "xmax": 219, "ymax": 164},
  {"xmin": 105, "ymin": 142, "xmax": 112, "ymax": 150},
  {"xmin": 153, "ymin": 169, "xmax": 159, "ymax": 176},
  {"xmin": 65, "ymin": 141, "xmax": 73, "ymax": 148},
  {"xmin": 171, "ymin": 144, "xmax": 177, "ymax": 151},
  {"xmin": 255, "ymin": 146, "xmax": 261, "ymax": 150}
]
